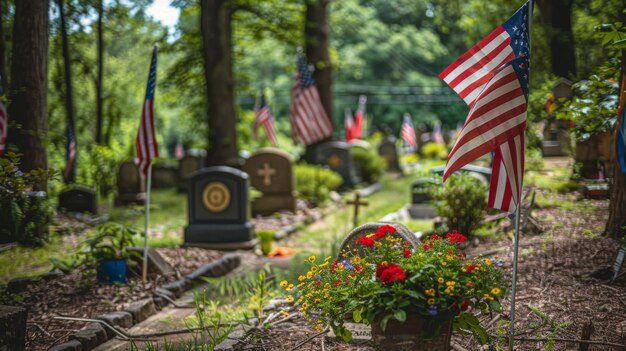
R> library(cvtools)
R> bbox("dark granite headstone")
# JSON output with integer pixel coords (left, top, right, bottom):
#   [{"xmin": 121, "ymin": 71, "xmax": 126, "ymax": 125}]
[
  {"xmin": 178, "ymin": 151, "xmax": 206, "ymax": 192},
  {"xmin": 378, "ymin": 136, "xmax": 401, "ymax": 172},
  {"xmin": 243, "ymin": 148, "xmax": 296, "ymax": 216},
  {"xmin": 151, "ymin": 164, "xmax": 177, "ymax": 188},
  {"xmin": 408, "ymin": 178, "xmax": 440, "ymax": 219},
  {"xmin": 0, "ymin": 305, "xmax": 26, "ymax": 351},
  {"xmin": 316, "ymin": 141, "xmax": 360, "ymax": 190},
  {"xmin": 58, "ymin": 186, "xmax": 97, "ymax": 214},
  {"xmin": 184, "ymin": 166, "xmax": 255, "ymax": 249},
  {"xmin": 114, "ymin": 161, "xmax": 145, "ymax": 206}
]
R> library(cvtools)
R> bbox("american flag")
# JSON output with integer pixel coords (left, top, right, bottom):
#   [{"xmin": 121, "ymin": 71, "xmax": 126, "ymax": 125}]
[
  {"xmin": 617, "ymin": 74, "xmax": 626, "ymax": 173},
  {"xmin": 136, "ymin": 45, "xmax": 159, "ymax": 178},
  {"xmin": 63, "ymin": 121, "xmax": 76, "ymax": 183},
  {"xmin": 290, "ymin": 55, "xmax": 333, "ymax": 145},
  {"xmin": 353, "ymin": 95, "xmax": 366, "ymax": 140},
  {"xmin": 253, "ymin": 91, "xmax": 278, "ymax": 147},
  {"xmin": 433, "ymin": 121, "xmax": 444, "ymax": 145},
  {"xmin": 401, "ymin": 113, "xmax": 417, "ymax": 149},
  {"xmin": 0, "ymin": 99, "xmax": 6, "ymax": 157},
  {"xmin": 344, "ymin": 108, "xmax": 355, "ymax": 142},
  {"xmin": 440, "ymin": 1, "xmax": 532, "ymax": 212}
]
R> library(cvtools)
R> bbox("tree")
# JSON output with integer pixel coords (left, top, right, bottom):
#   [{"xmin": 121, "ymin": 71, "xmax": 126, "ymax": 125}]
[
  {"xmin": 95, "ymin": 0, "xmax": 104, "ymax": 144},
  {"xmin": 58, "ymin": 0, "xmax": 76, "ymax": 183},
  {"xmin": 607, "ymin": 52, "xmax": 626, "ymax": 239},
  {"xmin": 7, "ymin": 0, "xmax": 49, "ymax": 190},
  {"xmin": 536, "ymin": 0, "xmax": 576, "ymax": 78}
]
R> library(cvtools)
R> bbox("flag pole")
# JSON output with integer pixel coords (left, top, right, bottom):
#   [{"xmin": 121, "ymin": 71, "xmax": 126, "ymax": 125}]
[
  {"xmin": 142, "ymin": 163, "xmax": 153, "ymax": 283},
  {"xmin": 508, "ymin": 204, "xmax": 522, "ymax": 350}
]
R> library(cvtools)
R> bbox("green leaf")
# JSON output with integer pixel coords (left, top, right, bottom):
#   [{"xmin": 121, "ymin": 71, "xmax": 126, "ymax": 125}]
[
  {"xmin": 489, "ymin": 300, "xmax": 502, "ymax": 312},
  {"xmin": 380, "ymin": 314, "xmax": 392, "ymax": 332},
  {"xmin": 393, "ymin": 309, "xmax": 406, "ymax": 323},
  {"xmin": 353, "ymin": 308, "xmax": 363, "ymax": 323}
]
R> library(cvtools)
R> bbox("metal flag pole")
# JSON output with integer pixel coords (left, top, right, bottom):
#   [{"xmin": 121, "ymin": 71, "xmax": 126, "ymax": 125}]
[
  {"xmin": 142, "ymin": 163, "xmax": 153, "ymax": 283},
  {"xmin": 508, "ymin": 204, "xmax": 522, "ymax": 350}
]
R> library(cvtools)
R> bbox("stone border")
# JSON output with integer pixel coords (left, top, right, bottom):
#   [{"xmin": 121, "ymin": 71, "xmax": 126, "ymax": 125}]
[{"xmin": 48, "ymin": 253, "xmax": 242, "ymax": 351}]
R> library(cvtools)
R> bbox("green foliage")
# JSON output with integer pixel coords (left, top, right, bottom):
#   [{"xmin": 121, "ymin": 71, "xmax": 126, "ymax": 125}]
[
  {"xmin": 256, "ymin": 230, "xmax": 275, "ymax": 256},
  {"xmin": 421, "ymin": 143, "xmax": 448, "ymax": 160},
  {"xmin": 81, "ymin": 145, "xmax": 120, "ymax": 197},
  {"xmin": 350, "ymin": 147, "xmax": 386, "ymax": 183},
  {"xmin": 84, "ymin": 222, "xmax": 141, "ymax": 262},
  {"xmin": 294, "ymin": 163, "xmax": 342, "ymax": 203},
  {"xmin": 0, "ymin": 152, "xmax": 55, "ymax": 245},
  {"xmin": 431, "ymin": 173, "xmax": 487, "ymax": 236},
  {"xmin": 525, "ymin": 148, "xmax": 544, "ymax": 172}
]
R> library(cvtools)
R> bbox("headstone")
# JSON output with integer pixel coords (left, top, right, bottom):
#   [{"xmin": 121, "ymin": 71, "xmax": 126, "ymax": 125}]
[
  {"xmin": 114, "ymin": 161, "xmax": 145, "ymax": 206},
  {"xmin": 408, "ymin": 178, "xmax": 440, "ymax": 219},
  {"xmin": 177, "ymin": 150, "xmax": 206, "ymax": 192},
  {"xmin": 0, "ymin": 305, "xmax": 26, "ymax": 351},
  {"xmin": 316, "ymin": 141, "xmax": 360, "ymax": 190},
  {"xmin": 184, "ymin": 166, "xmax": 255, "ymax": 249},
  {"xmin": 611, "ymin": 244, "xmax": 626, "ymax": 283},
  {"xmin": 378, "ymin": 137, "xmax": 401, "ymax": 172},
  {"xmin": 575, "ymin": 130, "xmax": 612, "ymax": 179},
  {"xmin": 430, "ymin": 164, "xmax": 491, "ymax": 184},
  {"xmin": 542, "ymin": 79, "xmax": 573, "ymax": 157},
  {"xmin": 151, "ymin": 164, "xmax": 177, "ymax": 188},
  {"xmin": 58, "ymin": 186, "xmax": 97, "ymax": 214},
  {"xmin": 243, "ymin": 148, "xmax": 297, "ymax": 217}
]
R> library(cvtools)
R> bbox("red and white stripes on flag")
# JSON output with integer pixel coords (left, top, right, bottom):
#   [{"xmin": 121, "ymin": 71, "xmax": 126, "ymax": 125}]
[
  {"xmin": 0, "ymin": 100, "xmax": 6, "ymax": 157},
  {"xmin": 440, "ymin": 1, "xmax": 531, "ymax": 213},
  {"xmin": 253, "ymin": 92, "xmax": 278, "ymax": 147},
  {"xmin": 135, "ymin": 45, "xmax": 159, "ymax": 177},
  {"xmin": 290, "ymin": 55, "xmax": 333, "ymax": 145},
  {"xmin": 401, "ymin": 113, "xmax": 417, "ymax": 149}
]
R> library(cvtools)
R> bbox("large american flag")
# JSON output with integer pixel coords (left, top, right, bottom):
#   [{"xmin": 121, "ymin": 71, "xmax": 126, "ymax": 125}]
[
  {"xmin": 253, "ymin": 91, "xmax": 278, "ymax": 147},
  {"xmin": 0, "ymin": 98, "xmax": 6, "ymax": 157},
  {"xmin": 63, "ymin": 121, "xmax": 77, "ymax": 183},
  {"xmin": 136, "ymin": 45, "xmax": 159, "ymax": 177},
  {"xmin": 290, "ymin": 55, "xmax": 333, "ymax": 145},
  {"xmin": 401, "ymin": 113, "xmax": 417, "ymax": 149},
  {"xmin": 440, "ymin": 1, "xmax": 532, "ymax": 212}
]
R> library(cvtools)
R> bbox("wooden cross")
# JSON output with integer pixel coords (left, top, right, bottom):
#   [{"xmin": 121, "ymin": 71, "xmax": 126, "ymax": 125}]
[
  {"xmin": 346, "ymin": 192, "xmax": 368, "ymax": 228},
  {"xmin": 257, "ymin": 162, "xmax": 276, "ymax": 186}
]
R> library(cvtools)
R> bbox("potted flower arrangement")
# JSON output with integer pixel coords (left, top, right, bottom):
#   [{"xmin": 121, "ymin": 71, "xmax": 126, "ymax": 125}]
[
  {"xmin": 283, "ymin": 223, "xmax": 506, "ymax": 350},
  {"xmin": 85, "ymin": 222, "xmax": 141, "ymax": 284}
]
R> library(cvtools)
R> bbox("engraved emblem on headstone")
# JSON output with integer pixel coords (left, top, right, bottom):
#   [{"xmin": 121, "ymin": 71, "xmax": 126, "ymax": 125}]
[
  {"xmin": 202, "ymin": 182, "xmax": 231, "ymax": 213},
  {"xmin": 257, "ymin": 162, "xmax": 276, "ymax": 186},
  {"xmin": 328, "ymin": 154, "xmax": 342, "ymax": 169}
]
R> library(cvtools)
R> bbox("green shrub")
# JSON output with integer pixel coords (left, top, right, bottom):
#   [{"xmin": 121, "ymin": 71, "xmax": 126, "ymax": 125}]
[
  {"xmin": 0, "ymin": 152, "xmax": 54, "ymax": 245},
  {"xmin": 431, "ymin": 173, "xmax": 487, "ymax": 237},
  {"xmin": 525, "ymin": 147, "xmax": 544, "ymax": 172},
  {"xmin": 81, "ymin": 145, "xmax": 120, "ymax": 197},
  {"xmin": 555, "ymin": 180, "xmax": 579, "ymax": 194},
  {"xmin": 295, "ymin": 163, "xmax": 342, "ymax": 203},
  {"xmin": 421, "ymin": 142, "xmax": 448, "ymax": 160},
  {"xmin": 350, "ymin": 147, "xmax": 386, "ymax": 183}
]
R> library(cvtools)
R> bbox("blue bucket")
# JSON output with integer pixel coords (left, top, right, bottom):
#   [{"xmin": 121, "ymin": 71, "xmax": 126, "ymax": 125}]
[{"xmin": 97, "ymin": 259, "xmax": 127, "ymax": 284}]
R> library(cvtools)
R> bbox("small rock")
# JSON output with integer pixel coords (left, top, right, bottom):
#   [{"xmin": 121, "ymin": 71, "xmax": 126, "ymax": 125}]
[
  {"xmin": 95, "ymin": 311, "xmax": 133, "ymax": 338},
  {"xmin": 49, "ymin": 340, "xmax": 83, "ymax": 351},
  {"xmin": 124, "ymin": 298, "xmax": 156, "ymax": 323}
]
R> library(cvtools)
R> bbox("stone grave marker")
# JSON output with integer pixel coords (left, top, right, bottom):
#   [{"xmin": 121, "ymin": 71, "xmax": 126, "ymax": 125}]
[
  {"xmin": 316, "ymin": 141, "xmax": 360, "ymax": 190},
  {"xmin": 542, "ymin": 79, "xmax": 573, "ymax": 157},
  {"xmin": 576, "ymin": 130, "xmax": 612, "ymax": 179},
  {"xmin": 58, "ymin": 185, "xmax": 98, "ymax": 214},
  {"xmin": 377, "ymin": 136, "xmax": 401, "ymax": 172},
  {"xmin": 114, "ymin": 161, "xmax": 145, "ymax": 206},
  {"xmin": 151, "ymin": 164, "xmax": 177, "ymax": 188},
  {"xmin": 243, "ymin": 148, "xmax": 296, "ymax": 216},
  {"xmin": 408, "ymin": 178, "xmax": 440, "ymax": 219},
  {"xmin": 184, "ymin": 166, "xmax": 255, "ymax": 249},
  {"xmin": 177, "ymin": 150, "xmax": 206, "ymax": 192},
  {"xmin": 0, "ymin": 305, "xmax": 26, "ymax": 351},
  {"xmin": 611, "ymin": 244, "xmax": 626, "ymax": 283}
]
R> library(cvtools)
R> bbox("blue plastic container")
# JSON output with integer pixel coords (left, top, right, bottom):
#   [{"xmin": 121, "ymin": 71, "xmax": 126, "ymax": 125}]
[{"xmin": 96, "ymin": 259, "xmax": 127, "ymax": 284}]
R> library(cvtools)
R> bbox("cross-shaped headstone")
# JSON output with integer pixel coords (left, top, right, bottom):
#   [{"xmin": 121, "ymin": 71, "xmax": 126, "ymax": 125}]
[
  {"xmin": 257, "ymin": 162, "xmax": 276, "ymax": 186},
  {"xmin": 346, "ymin": 192, "xmax": 368, "ymax": 228}
]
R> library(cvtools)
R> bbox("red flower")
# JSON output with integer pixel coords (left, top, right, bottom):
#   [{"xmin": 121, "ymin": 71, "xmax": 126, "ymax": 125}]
[
  {"xmin": 376, "ymin": 263, "xmax": 406, "ymax": 284},
  {"xmin": 430, "ymin": 234, "xmax": 442, "ymax": 241},
  {"xmin": 375, "ymin": 225, "xmax": 396, "ymax": 239},
  {"xmin": 316, "ymin": 281, "xmax": 321, "ymax": 286},
  {"xmin": 466, "ymin": 264, "xmax": 476, "ymax": 273},
  {"xmin": 333, "ymin": 281, "xmax": 340, "ymax": 288},
  {"xmin": 423, "ymin": 243, "xmax": 434, "ymax": 250},
  {"xmin": 446, "ymin": 231, "xmax": 468, "ymax": 243},
  {"xmin": 330, "ymin": 259, "xmax": 339, "ymax": 272},
  {"xmin": 350, "ymin": 273, "xmax": 356, "ymax": 278},
  {"xmin": 461, "ymin": 300, "xmax": 469, "ymax": 311},
  {"xmin": 355, "ymin": 266, "xmax": 363, "ymax": 272},
  {"xmin": 345, "ymin": 279, "xmax": 351, "ymax": 284},
  {"xmin": 403, "ymin": 246, "xmax": 411, "ymax": 258},
  {"xmin": 357, "ymin": 235, "xmax": 375, "ymax": 247}
]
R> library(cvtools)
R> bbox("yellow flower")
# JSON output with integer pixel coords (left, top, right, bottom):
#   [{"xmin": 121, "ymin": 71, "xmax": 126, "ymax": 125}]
[
  {"xmin": 352, "ymin": 256, "xmax": 362, "ymax": 265},
  {"xmin": 281, "ymin": 310, "xmax": 289, "ymax": 316},
  {"xmin": 287, "ymin": 284, "xmax": 294, "ymax": 290},
  {"xmin": 314, "ymin": 298, "xmax": 321, "ymax": 304},
  {"xmin": 310, "ymin": 266, "xmax": 318, "ymax": 272},
  {"xmin": 306, "ymin": 272, "xmax": 313, "ymax": 279},
  {"xmin": 298, "ymin": 275, "xmax": 306, "ymax": 282},
  {"xmin": 318, "ymin": 262, "xmax": 329, "ymax": 268},
  {"xmin": 367, "ymin": 233, "xmax": 375, "ymax": 238},
  {"xmin": 302, "ymin": 302, "xmax": 309, "ymax": 309},
  {"xmin": 484, "ymin": 294, "xmax": 494, "ymax": 301},
  {"xmin": 446, "ymin": 255, "xmax": 453, "ymax": 261},
  {"xmin": 461, "ymin": 268, "xmax": 467, "ymax": 273},
  {"xmin": 485, "ymin": 259, "xmax": 492, "ymax": 266},
  {"xmin": 441, "ymin": 261, "xmax": 448, "ymax": 266},
  {"xmin": 444, "ymin": 288, "xmax": 451, "ymax": 295},
  {"xmin": 299, "ymin": 296, "xmax": 304, "ymax": 302},
  {"xmin": 324, "ymin": 256, "xmax": 332, "ymax": 261},
  {"xmin": 308, "ymin": 255, "xmax": 316, "ymax": 263},
  {"xmin": 491, "ymin": 288, "xmax": 501, "ymax": 296},
  {"xmin": 286, "ymin": 295, "xmax": 294, "ymax": 303},
  {"xmin": 279, "ymin": 280, "xmax": 288, "ymax": 288},
  {"xmin": 446, "ymin": 281, "xmax": 456, "ymax": 286},
  {"xmin": 425, "ymin": 288, "xmax": 435, "ymax": 296},
  {"xmin": 297, "ymin": 282, "xmax": 305, "ymax": 288},
  {"xmin": 381, "ymin": 261, "xmax": 388, "ymax": 266},
  {"xmin": 437, "ymin": 277, "xmax": 444, "ymax": 284},
  {"xmin": 427, "ymin": 298, "xmax": 436, "ymax": 305},
  {"xmin": 315, "ymin": 324, "xmax": 323, "ymax": 332}
]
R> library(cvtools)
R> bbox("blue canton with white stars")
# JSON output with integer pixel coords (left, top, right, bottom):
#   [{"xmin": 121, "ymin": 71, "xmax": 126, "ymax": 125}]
[
  {"xmin": 145, "ymin": 47, "xmax": 158, "ymax": 101},
  {"xmin": 297, "ymin": 55, "xmax": 316, "ymax": 89},
  {"xmin": 502, "ymin": 1, "xmax": 531, "ymax": 98}
]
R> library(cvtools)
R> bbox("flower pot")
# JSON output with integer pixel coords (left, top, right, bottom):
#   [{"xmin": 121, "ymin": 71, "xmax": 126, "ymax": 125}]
[
  {"xmin": 370, "ymin": 313, "xmax": 453, "ymax": 351},
  {"xmin": 260, "ymin": 240, "xmax": 273, "ymax": 256},
  {"xmin": 97, "ymin": 259, "xmax": 127, "ymax": 284}
]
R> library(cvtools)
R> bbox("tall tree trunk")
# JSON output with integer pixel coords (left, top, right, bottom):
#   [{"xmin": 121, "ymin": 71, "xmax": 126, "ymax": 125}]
[
  {"xmin": 304, "ymin": 0, "xmax": 333, "ymax": 160},
  {"xmin": 605, "ymin": 55, "xmax": 626, "ymax": 238},
  {"xmin": 536, "ymin": 0, "xmax": 576, "ymax": 78},
  {"xmin": 58, "ymin": 0, "xmax": 76, "ymax": 183},
  {"xmin": 200, "ymin": 0, "xmax": 239, "ymax": 166},
  {"xmin": 95, "ymin": 0, "xmax": 104, "ymax": 144},
  {"xmin": 0, "ymin": 0, "xmax": 6, "ymax": 91},
  {"xmin": 7, "ymin": 0, "xmax": 49, "ymax": 190}
]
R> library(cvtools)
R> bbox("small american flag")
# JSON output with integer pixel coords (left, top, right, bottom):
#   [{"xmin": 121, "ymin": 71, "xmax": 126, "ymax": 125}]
[
  {"xmin": 0, "ymin": 99, "xmax": 6, "ymax": 157},
  {"xmin": 344, "ymin": 107, "xmax": 355, "ymax": 142},
  {"xmin": 440, "ymin": 1, "xmax": 531, "ymax": 212},
  {"xmin": 401, "ymin": 113, "xmax": 417, "ymax": 150},
  {"xmin": 253, "ymin": 91, "xmax": 278, "ymax": 147},
  {"xmin": 432, "ymin": 121, "xmax": 444, "ymax": 145},
  {"xmin": 290, "ymin": 55, "xmax": 333, "ymax": 145},
  {"xmin": 352, "ymin": 95, "xmax": 366, "ymax": 140},
  {"xmin": 63, "ymin": 121, "xmax": 77, "ymax": 184},
  {"xmin": 136, "ymin": 45, "xmax": 159, "ymax": 177}
]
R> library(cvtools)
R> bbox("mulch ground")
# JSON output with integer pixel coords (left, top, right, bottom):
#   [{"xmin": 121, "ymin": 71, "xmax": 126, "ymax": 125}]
[{"xmin": 225, "ymin": 193, "xmax": 626, "ymax": 351}]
